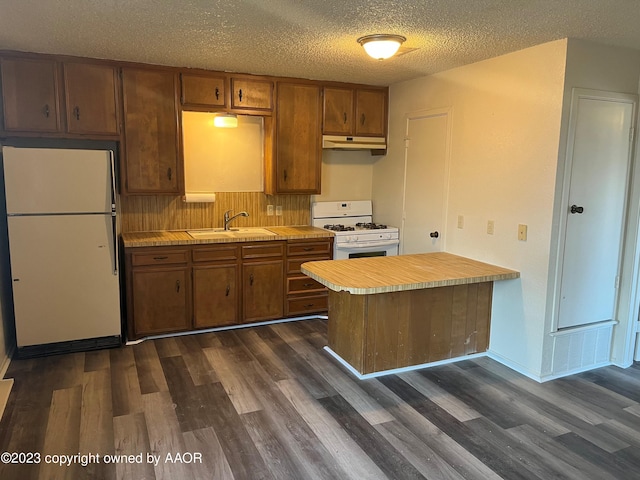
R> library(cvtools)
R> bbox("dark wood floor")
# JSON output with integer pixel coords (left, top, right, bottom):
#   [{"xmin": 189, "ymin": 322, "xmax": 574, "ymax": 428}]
[{"xmin": 2, "ymin": 319, "xmax": 640, "ymax": 479}]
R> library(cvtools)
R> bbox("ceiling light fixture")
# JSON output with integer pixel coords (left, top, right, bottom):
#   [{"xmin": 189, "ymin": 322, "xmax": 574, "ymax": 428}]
[
  {"xmin": 213, "ymin": 113, "xmax": 238, "ymax": 128},
  {"xmin": 357, "ymin": 34, "xmax": 406, "ymax": 60}
]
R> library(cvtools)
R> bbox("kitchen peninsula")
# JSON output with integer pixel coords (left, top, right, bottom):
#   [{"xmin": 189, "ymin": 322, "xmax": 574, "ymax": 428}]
[{"xmin": 301, "ymin": 252, "xmax": 519, "ymax": 377}]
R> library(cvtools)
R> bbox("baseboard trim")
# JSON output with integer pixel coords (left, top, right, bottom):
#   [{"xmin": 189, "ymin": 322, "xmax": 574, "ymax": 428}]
[
  {"xmin": 323, "ymin": 346, "xmax": 488, "ymax": 380},
  {"xmin": 486, "ymin": 351, "xmax": 545, "ymax": 382},
  {"xmin": 0, "ymin": 378, "xmax": 13, "ymax": 420}
]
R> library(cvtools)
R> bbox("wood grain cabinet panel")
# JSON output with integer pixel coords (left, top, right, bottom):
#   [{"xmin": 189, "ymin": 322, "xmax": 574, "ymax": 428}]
[
  {"xmin": 0, "ymin": 57, "xmax": 61, "ymax": 133},
  {"xmin": 355, "ymin": 89, "xmax": 386, "ymax": 136},
  {"xmin": 63, "ymin": 62, "xmax": 119, "ymax": 135},
  {"xmin": 192, "ymin": 245, "xmax": 240, "ymax": 328},
  {"xmin": 121, "ymin": 68, "xmax": 181, "ymax": 194},
  {"xmin": 269, "ymin": 82, "xmax": 322, "ymax": 194},
  {"xmin": 230, "ymin": 77, "xmax": 273, "ymax": 111},
  {"xmin": 322, "ymin": 86, "xmax": 387, "ymax": 137},
  {"xmin": 322, "ymin": 87, "xmax": 353, "ymax": 135},
  {"xmin": 242, "ymin": 241, "xmax": 284, "ymax": 322},
  {"xmin": 130, "ymin": 266, "xmax": 191, "ymax": 338},
  {"xmin": 180, "ymin": 73, "xmax": 227, "ymax": 109}
]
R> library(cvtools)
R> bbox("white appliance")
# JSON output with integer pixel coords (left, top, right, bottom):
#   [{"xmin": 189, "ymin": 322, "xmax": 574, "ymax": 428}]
[
  {"xmin": 2, "ymin": 146, "xmax": 121, "ymax": 355},
  {"xmin": 312, "ymin": 200, "xmax": 399, "ymax": 260}
]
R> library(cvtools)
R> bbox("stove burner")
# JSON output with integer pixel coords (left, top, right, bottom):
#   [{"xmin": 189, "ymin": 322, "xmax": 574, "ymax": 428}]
[
  {"xmin": 324, "ymin": 224, "xmax": 355, "ymax": 232},
  {"xmin": 356, "ymin": 222, "xmax": 388, "ymax": 230}
]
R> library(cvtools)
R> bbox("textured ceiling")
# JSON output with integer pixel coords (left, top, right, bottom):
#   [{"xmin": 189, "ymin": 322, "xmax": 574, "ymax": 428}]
[{"xmin": 1, "ymin": 0, "xmax": 640, "ymax": 86}]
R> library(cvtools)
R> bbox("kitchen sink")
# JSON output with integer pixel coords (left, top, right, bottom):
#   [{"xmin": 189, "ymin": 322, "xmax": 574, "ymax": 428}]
[{"xmin": 187, "ymin": 228, "xmax": 277, "ymax": 239}]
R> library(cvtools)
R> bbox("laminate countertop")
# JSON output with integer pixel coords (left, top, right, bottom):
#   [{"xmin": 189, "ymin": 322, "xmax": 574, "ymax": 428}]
[
  {"xmin": 122, "ymin": 226, "xmax": 333, "ymax": 248},
  {"xmin": 301, "ymin": 252, "xmax": 520, "ymax": 295}
]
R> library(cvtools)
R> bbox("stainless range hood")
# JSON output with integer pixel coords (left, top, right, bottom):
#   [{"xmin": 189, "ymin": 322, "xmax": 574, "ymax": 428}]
[{"xmin": 322, "ymin": 135, "xmax": 386, "ymax": 150}]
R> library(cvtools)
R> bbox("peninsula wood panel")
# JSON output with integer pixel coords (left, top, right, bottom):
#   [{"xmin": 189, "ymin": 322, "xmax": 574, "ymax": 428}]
[{"xmin": 328, "ymin": 282, "xmax": 492, "ymax": 375}]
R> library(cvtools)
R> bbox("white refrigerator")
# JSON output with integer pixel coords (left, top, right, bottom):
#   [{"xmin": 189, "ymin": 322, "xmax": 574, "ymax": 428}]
[{"xmin": 2, "ymin": 146, "xmax": 121, "ymax": 352}]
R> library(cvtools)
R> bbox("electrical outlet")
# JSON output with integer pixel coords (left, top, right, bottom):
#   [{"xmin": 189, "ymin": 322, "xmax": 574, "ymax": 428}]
[
  {"xmin": 487, "ymin": 220, "xmax": 495, "ymax": 235},
  {"xmin": 267, "ymin": 205, "xmax": 274, "ymax": 216},
  {"xmin": 518, "ymin": 224, "xmax": 528, "ymax": 241},
  {"xmin": 276, "ymin": 205, "xmax": 283, "ymax": 216},
  {"xmin": 457, "ymin": 215, "xmax": 464, "ymax": 229}
]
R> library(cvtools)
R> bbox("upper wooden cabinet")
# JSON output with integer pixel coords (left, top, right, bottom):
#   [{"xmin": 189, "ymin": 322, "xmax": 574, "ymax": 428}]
[
  {"xmin": 230, "ymin": 77, "xmax": 273, "ymax": 112},
  {"xmin": 0, "ymin": 56, "xmax": 119, "ymax": 136},
  {"xmin": 63, "ymin": 62, "xmax": 119, "ymax": 135},
  {"xmin": 121, "ymin": 68, "xmax": 181, "ymax": 195},
  {"xmin": 180, "ymin": 72, "xmax": 227, "ymax": 109},
  {"xmin": 322, "ymin": 86, "xmax": 387, "ymax": 137},
  {"xmin": 268, "ymin": 82, "xmax": 322, "ymax": 194}
]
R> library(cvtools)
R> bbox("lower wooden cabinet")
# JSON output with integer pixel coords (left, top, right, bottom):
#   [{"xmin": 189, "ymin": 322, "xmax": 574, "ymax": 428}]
[
  {"xmin": 125, "ymin": 237, "xmax": 331, "ymax": 340},
  {"xmin": 129, "ymin": 266, "xmax": 191, "ymax": 338}
]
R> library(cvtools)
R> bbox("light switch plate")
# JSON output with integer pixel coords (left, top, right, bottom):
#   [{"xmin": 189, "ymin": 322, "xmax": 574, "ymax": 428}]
[
  {"xmin": 457, "ymin": 215, "xmax": 464, "ymax": 229},
  {"xmin": 267, "ymin": 205, "xmax": 274, "ymax": 216},
  {"xmin": 487, "ymin": 220, "xmax": 495, "ymax": 235},
  {"xmin": 276, "ymin": 205, "xmax": 283, "ymax": 216}
]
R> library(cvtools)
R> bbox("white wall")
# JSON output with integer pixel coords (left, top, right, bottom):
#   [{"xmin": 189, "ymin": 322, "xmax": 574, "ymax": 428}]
[
  {"xmin": 312, "ymin": 149, "xmax": 374, "ymax": 202},
  {"xmin": 373, "ymin": 40, "xmax": 568, "ymax": 377}
]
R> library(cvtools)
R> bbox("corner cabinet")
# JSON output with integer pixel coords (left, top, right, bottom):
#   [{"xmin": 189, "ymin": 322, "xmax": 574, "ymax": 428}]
[
  {"xmin": 266, "ymin": 82, "xmax": 322, "ymax": 194},
  {"xmin": 322, "ymin": 86, "xmax": 387, "ymax": 137},
  {"xmin": 0, "ymin": 56, "xmax": 119, "ymax": 136},
  {"xmin": 121, "ymin": 68, "xmax": 181, "ymax": 195}
]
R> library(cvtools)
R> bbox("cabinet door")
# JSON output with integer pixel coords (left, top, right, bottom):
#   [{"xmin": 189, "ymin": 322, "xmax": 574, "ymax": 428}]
[
  {"xmin": 181, "ymin": 73, "xmax": 226, "ymax": 108},
  {"xmin": 230, "ymin": 78, "xmax": 273, "ymax": 111},
  {"xmin": 243, "ymin": 260, "xmax": 284, "ymax": 322},
  {"xmin": 355, "ymin": 89, "xmax": 386, "ymax": 136},
  {"xmin": 122, "ymin": 68, "xmax": 180, "ymax": 194},
  {"xmin": 64, "ymin": 62, "xmax": 119, "ymax": 135},
  {"xmin": 322, "ymin": 87, "xmax": 353, "ymax": 135},
  {"xmin": 131, "ymin": 267, "xmax": 190, "ymax": 337},
  {"xmin": 275, "ymin": 83, "xmax": 322, "ymax": 193},
  {"xmin": 193, "ymin": 264, "xmax": 239, "ymax": 328},
  {"xmin": 0, "ymin": 57, "xmax": 61, "ymax": 133}
]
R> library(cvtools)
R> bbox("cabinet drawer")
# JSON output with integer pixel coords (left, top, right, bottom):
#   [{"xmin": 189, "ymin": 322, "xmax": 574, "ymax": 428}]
[
  {"xmin": 192, "ymin": 245, "xmax": 239, "ymax": 263},
  {"xmin": 287, "ymin": 240, "xmax": 332, "ymax": 257},
  {"xmin": 287, "ymin": 276, "xmax": 326, "ymax": 295},
  {"xmin": 287, "ymin": 255, "xmax": 330, "ymax": 274},
  {"xmin": 130, "ymin": 249, "xmax": 189, "ymax": 266},
  {"xmin": 286, "ymin": 294, "xmax": 328, "ymax": 316},
  {"xmin": 242, "ymin": 241, "xmax": 285, "ymax": 260}
]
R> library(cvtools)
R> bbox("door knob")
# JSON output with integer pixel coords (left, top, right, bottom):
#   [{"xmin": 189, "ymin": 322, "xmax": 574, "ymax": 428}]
[
  {"xmin": 570, "ymin": 205, "xmax": 584, "ymax": 214},
  {"xmin": 430, "ymin": 231, "xmax": 439, "ymax": 238}
]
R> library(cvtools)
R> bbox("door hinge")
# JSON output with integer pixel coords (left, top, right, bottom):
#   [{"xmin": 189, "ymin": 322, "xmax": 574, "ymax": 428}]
[
  {"xmin": 630, "ymin": 126, "xmax": 635, "ymax": 143},
  {"xmin": 615, "ymin": 275, "xmax": 620, "ymax": 289},
  {"xmin": 404, "ymin": 137, "xmax": 410, "ymax": 149},
  {"xmin": 636, "ymin": 320, "xmax": 640, "ymax": 333}
]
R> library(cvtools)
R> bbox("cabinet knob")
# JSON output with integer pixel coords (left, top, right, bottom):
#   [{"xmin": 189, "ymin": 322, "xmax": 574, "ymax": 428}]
[
  {"xmin": 176, "ymin": 280, "xmax": 181, "ymax": 293},
  {"xmin": 43, "ymin": 104, "xmax": 50, "ymax": 118},
  {"xmin": 249, "ymin": 273, "xmax": 254, "ymax": 286},
  {"xmin": 361, "ymin": 113, "xmax": 365, "ymax": 126},
  {"xmin": 343, "ymin": 112, "xmax": 347, "ymax": 124},
  {"xmin": 238, "ymin": 89, "xmax": 243, "ymax": 102},
  {"xmin": 73, "ymin": 106, "xmax": 80, "ymax": 121},
  {"xmin": 167, "ymin": 167, "xmax": 172, "ymax": 181},
  {"xmin": 283, "ymin": 169, "xmax": 288, "ymax": 182},
  {"xmin": 225, "ymin": 284, "xmax": 230, "ymax": 296},
  {"xmin": 430, "ymin": 231, "xmax": 439, "ymax": 238},
  {"xmin": 215, "ymin": 87, "xmax": 220, "ymax": 100}
]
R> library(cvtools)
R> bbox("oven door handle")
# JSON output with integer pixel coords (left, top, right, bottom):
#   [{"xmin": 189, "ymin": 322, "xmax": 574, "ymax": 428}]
[{"xmin": 335, "ymin": 240, "xmax": 400, "ymax": 249}]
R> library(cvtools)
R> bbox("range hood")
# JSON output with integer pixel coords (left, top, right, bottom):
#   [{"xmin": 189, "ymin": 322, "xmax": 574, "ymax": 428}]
[{"xmin": 322, "ymin": 135, "xmax": 386, "ymax": 150}]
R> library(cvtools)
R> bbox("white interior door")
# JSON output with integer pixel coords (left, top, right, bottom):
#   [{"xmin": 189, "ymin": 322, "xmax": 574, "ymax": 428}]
[
  {"xmin": 401, "ymin": 109, "xmax": 450, "ymax": 254},
  {"xmin": 558, "ymin": 91, "xmax": 634, "ymax": 329}
]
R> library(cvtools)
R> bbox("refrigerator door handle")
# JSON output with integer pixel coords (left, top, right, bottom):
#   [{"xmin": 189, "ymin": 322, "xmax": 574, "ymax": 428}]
[
  {"xmin": 111, "ymin": 211, "xmax": 118, "ymax": 276},
  {"xmin": 109, "ymin": 151, "xmax": 118, "ymax": 276},
  {"xmin": 109, "ymin": 151, "xmax": 117, "ymax": 211}
]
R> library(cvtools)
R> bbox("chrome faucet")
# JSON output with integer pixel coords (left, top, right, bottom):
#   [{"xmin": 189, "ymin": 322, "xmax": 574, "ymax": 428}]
[{"xmin": 223, "ymin": 210, "xmax": 249, "ymax": 230}]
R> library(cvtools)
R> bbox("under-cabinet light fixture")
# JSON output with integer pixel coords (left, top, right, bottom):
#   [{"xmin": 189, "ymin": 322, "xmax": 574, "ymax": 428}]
[
  {"xmin": 213, "ymin": 113, "xmax": 238, "ymax": 128},
  {"xmin": 357, "ymin": 34, "xmax": 406, "ymax": 60}
]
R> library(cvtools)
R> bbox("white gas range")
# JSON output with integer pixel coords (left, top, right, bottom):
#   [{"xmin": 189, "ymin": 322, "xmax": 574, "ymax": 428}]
[{"xmin": 312, "ymin": 201, "xmax": 400, "ymax": 260}]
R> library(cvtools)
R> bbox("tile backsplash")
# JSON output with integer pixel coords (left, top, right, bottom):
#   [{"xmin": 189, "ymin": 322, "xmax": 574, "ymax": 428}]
[{"xmin": 120, "ymin": 192, "xmax": 311, "ymax": 233}]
